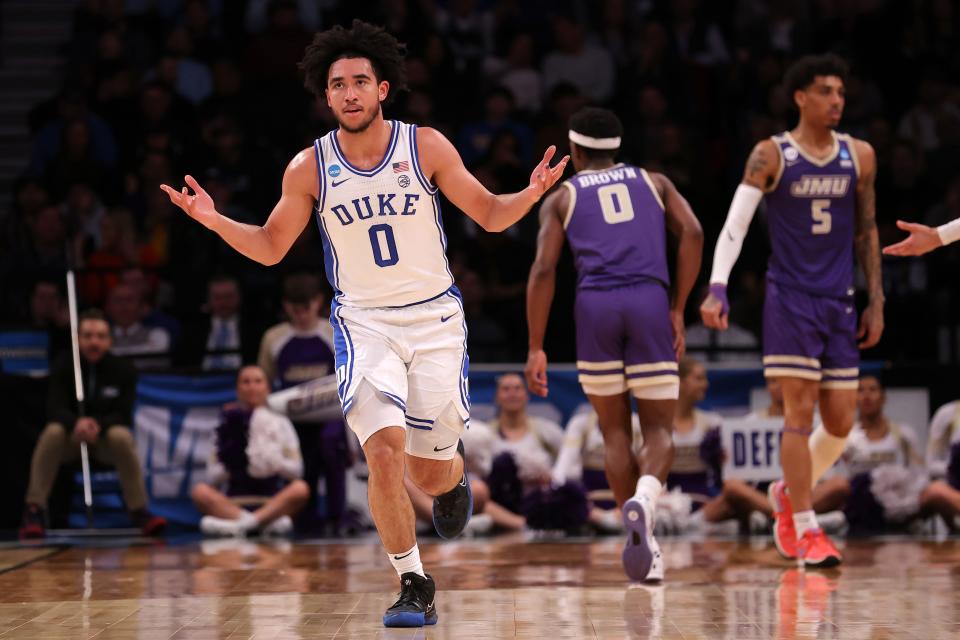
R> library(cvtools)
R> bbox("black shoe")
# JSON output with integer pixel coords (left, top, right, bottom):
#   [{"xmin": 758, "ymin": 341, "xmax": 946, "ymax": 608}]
[
  {"xmin": 19, "ymin": 503, "xmax": 46, "ymax": 539},
  {"xmin": 432, "ymin": 440, "xmax": 472, "ymax": 539},
  {"xmin": 383, "ymin": 572, "xmax": 438, "ymax": 627}
]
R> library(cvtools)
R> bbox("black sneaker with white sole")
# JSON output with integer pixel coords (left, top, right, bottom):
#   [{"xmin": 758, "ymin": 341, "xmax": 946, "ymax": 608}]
[
  {"xmin": 432, "ymin": 440, "xmax": 473, "ymax": 539},
  {"xmin": 383, "ymin": 572, "xmax": 438, "ymax": 627}
]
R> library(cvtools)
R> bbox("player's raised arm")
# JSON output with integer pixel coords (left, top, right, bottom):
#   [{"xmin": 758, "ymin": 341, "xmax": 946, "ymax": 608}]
[
  {"xmin": 650, "ymin": 172, "xmax": 703, "ymax": 359},
  {"xmin": 160, "ymin": 148, "xmax": 317, "ymax": 266},
  {"xmin": 524, "ymin": 187, "xmax": 568, "ymax": 397},
  {"xmin": 699, "ymin": 139, "xmax": 779, "ymax": 330},
  {"xmin": 417, "ymin": 127, "xmax": 569, "ymax": 232},
  {"xmin": 852, "ymin": 139, "xmax": 884, "ymax": 349}
]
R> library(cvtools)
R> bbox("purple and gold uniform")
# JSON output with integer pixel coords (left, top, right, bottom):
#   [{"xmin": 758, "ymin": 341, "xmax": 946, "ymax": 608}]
[
  {"xmin": 762, "ymin": 132, "xmax": 860, "ymax": 389},
  {"xmin": 562, "ymin": 163, "xmax": 678, "ymax": 394}
]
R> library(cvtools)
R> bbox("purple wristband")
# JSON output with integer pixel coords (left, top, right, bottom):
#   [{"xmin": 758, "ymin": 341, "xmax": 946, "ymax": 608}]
[{"xmin": 709, "ymin": 283, "xmax": 729, "ymax": 316}]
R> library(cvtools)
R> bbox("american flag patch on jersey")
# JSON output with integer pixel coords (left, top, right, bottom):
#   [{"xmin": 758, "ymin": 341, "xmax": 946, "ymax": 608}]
[{"xmin": 392, "ymin": 161, "xmax": 409, "ymax": 173}]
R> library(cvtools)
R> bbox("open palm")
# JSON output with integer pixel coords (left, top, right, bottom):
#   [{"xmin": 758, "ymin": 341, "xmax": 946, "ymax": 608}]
[
  {"xmin": 528, "ymin": 145, "xmax": 570, "ymax": 200},
  {"xmin": 160, "ymin": 175, "xmax": 219, "ymax": 229}
]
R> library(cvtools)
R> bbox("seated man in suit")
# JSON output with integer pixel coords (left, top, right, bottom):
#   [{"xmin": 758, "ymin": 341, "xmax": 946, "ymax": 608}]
[
  {"xmin": 19, "ymin": 309, "xmax": 166, "ymax": 538},
  {"xmin": 178, "ymin": 274, "xmax": 259, "ymax": 371}
]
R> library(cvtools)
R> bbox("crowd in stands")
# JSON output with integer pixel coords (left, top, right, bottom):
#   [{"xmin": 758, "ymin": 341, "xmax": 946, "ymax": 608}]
[{"xmin": 2, "ymin": 0, "xmax": 960, "ymax": 366}]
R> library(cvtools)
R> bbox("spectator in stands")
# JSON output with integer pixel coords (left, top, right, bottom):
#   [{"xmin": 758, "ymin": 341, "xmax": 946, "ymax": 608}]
[
  {"xmin": 157, "ymin": 28, "xmax": 214, "ymax": 105},
  {"xmin": 552, "ymin": 409, "xmax": 643, "ymax": 533},
  {"xmin": 243, "ymin": 0, "xmax": 312, "ymax": 89},
  {"xmin": 77, "ymin": 208, "xmax": 139, "ymax": 307},
  {"xmin": 258, "ymin": 273, "xmax": 344, "ymax": 533},
  {"xmin": 44, "ymin": 119, "xmax": 115, "ymax": 198},
  {"xmin": 18, "ymin": 204, "xmax": 69, "ymax": 275},
  {"xmin": 666, "ymin": 0, "xmax": 730, "ymax": 66},
  {"xmin": 106, "ymin": 282, "xmax": 171, "ymax": 369},
  {"xmin": 542, "ymin": 13, "xmax": 615, "ymax": 103},
  {"xmin": 812, "ymin": 375, "xmax": 928, "ymax": 535},
  {"xmin": 178, "ymin": 275, "xmax": 257, "ymax": 371},
  {"xmin": 19, "ymin": 309, "xmax": 166, "ymax": 538},
  {"xmin": 27, "ymin": 90, "xmax": 117, "ymax": 182},
  {"xmin": 191, "ymin": 365, "xmax": 309, "ymax": 536},
  {"xmin": 28, "ymin": 279, "xmax": 71, "ymax": 363},
  {"xmin": 456, "ymin": 86, "xmax": 532, "ymax": 168},
  {"xmin": 64, "ymin": 182, "xmax": 106, "ymax": 254},
  {"xmin": 921, "ymin": 395, "xmax": 960, "ymax": 530},
  {"xmin": 465, "ymin": 373, "xmax": 571, "ymax": 530},
  {"xmin": 118, "ymin": 267, "xmax": 180, "ymax": 341},
  {"xmin": 482, "ymin": 33, "xmax": 543, "ymax": 114},
  {"xmin": 5, "ymin": 0, "xmax": 960, "ymax": 371},
  {"xmin": 661, "ymin": 357, "xmax": 772, "ymax": 532}
]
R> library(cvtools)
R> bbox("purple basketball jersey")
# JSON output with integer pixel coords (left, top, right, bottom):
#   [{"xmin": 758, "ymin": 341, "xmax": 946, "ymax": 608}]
[
  {"xmin": 276, "ymin": 335, "xmax": 336, "ymax": 390},
  {"xmin": 765, "ymin": 132, "xmax": 859, "ymax": 298},
  {"xmin": 563, "ymin": 164, "xmax": 669, "ymax": 290}
]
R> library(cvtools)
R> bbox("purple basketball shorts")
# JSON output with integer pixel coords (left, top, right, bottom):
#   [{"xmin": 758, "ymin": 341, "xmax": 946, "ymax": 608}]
[
  {"xmin": 762, "ymin": 279, "xmax": 858, "ymax": 389},
  {"xmin": 575, "ymin": 281, "xmax": 678, "ymax": 396}
]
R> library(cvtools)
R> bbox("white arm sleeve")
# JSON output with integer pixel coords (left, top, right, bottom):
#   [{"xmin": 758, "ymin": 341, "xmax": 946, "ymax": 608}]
[
  {"xmin": 708, "ymin": 184, "xmax": 764, "ymax": 285},
  {"xmin": 937, "ymin": 218, "xmax": 960, "ymax": 246}
]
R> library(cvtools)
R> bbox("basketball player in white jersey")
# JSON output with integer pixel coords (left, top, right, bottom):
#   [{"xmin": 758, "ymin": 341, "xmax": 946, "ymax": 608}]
[{"xmin": 161, "ymin": 20, "xmax": 568, "ymax": 628}]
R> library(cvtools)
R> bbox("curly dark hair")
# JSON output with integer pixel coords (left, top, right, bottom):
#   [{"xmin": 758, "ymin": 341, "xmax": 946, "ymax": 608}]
[
  {"xmin": 783, "ymin": 53, "xmax": 849, "ymax": 96},
  {"xmin": 299, "ymin": 20, "xmax": 408, "ymax": 104}
]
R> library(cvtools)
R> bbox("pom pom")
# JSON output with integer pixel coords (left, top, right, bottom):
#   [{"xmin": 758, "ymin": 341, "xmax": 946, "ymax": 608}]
[{"xmin": 523, "ymin": 482, "xmax": 589, "ymax": 532}]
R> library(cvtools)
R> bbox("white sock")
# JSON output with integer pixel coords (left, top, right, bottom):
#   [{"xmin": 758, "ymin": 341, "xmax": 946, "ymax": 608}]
[
  {"xmin": 388, "ymin": 544, "xmax": 425, "ymax": 578},
  {"xmin": 237, "ymin": 510, "xmax": 258, "ymax": 531},
  {"xmin": 635, "ymin": 475, "xmax": 662, "ymax": 503},
  {"xmin": 793, "ymin": 510, "xmax": 818, "ymax": 537},
  {"xmin": 809, "ymin": 427, "xmax": 847, "ymax": 486}
]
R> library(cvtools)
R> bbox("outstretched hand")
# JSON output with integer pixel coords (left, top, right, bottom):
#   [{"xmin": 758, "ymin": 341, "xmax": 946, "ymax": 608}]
[
  {"xmin": 882, "ymin": 219, "xmax": 943, "ymax": 257},
  {"xmin": 160, "ymin": 175, "xmax": 219, "ymax": 229},
  {"xmin": 527, "ymin": 146, "xmax": 570, "ymax": 201}
]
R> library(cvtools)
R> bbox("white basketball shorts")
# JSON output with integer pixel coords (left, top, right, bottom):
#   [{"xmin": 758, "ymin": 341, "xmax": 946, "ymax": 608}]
[{"xmin": 330, "ymin": 287, "xmax": 470, "ymax": 460}]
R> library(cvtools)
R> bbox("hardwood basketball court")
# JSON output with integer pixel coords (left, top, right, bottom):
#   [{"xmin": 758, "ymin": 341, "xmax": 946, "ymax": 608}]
[{"xmin": 1, "ymin": 535, "xmax": 958, "ymax": 638}]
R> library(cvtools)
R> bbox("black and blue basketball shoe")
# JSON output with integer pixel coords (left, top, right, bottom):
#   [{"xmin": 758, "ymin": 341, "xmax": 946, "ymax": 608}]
[
  {"xmin": 432, "ymin": 440, "xmax": 473, "ymax": 539},
  {"xmin": 383, "ymin": 572, "xmax": 438, "ymax": 627}
]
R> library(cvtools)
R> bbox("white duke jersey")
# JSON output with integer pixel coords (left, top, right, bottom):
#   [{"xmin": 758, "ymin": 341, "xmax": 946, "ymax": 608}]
[{"xmin": 313, "ymin": 120, "xmax": 454, "ymax": 308}]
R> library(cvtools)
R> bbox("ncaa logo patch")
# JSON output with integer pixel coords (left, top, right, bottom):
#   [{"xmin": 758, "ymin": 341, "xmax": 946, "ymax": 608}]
[
  {"xmin": 398, "ymin": 174, "xmax": 411, "ymax": 188},
  {"xmin": 784, "ymin": 147, "xmax": 799, "ymax": 162},
  {"xmin": 840, "ymin": 148, "xmax": 850, "ymax": 160},
  {"xmin": 328, "ymin": 164, "xmax": 341, "ymax": 178}
]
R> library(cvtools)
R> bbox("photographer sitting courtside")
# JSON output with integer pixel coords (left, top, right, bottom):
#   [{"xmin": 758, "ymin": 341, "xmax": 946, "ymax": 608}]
[{"xmin": 19, "ymin": 309, "xmax": 166, "ymax": 538}]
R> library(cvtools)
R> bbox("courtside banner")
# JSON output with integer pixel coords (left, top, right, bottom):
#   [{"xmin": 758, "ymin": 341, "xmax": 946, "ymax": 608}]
[
  {"xmin": 721, "ymin": 418, "xmax": 784, "ymax": 482},
  {"xmin": 124, "ymin": 365, "xmax": 830, "ymax": 526},
  {"xmin": 134, "ymin": 374, "xmax": 236, "ymax": 525}
]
